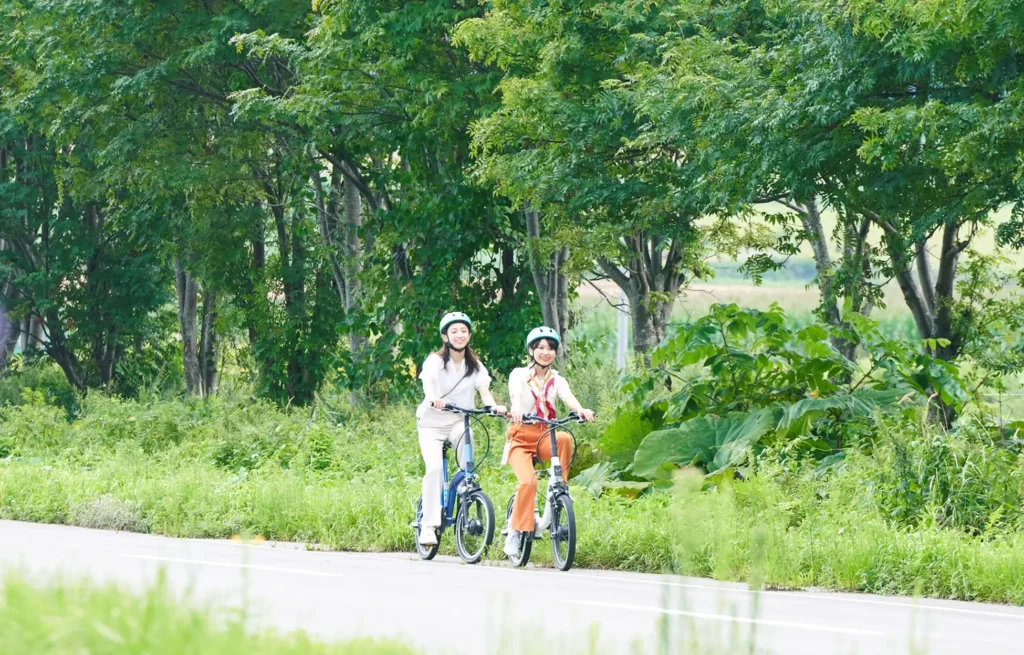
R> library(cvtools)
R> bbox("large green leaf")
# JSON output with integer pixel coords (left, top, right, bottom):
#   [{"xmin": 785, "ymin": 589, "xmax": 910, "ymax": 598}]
[
  {"xmin": 777, "ymin": 396, "xmax": 849, "ymax": 433},
  {"xmin": 633, "ymin": 410, "xmax": 774, "ymax": 479},
  {"xmin": 573, "ymin": 462, "xmax": 616, "ymax": 498},
  {"xmin": 599, "ymin": 407, "xmax": 662, "ymax": 464},
  {"xmin": 849, "ymin": 387, "xmax": 916, "ymax": 416}
]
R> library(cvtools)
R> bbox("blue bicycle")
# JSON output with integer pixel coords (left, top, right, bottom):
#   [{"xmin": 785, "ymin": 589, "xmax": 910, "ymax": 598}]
[{"xmin": 412, "ymin": 404, "xmax": 497, "ymax": 564}]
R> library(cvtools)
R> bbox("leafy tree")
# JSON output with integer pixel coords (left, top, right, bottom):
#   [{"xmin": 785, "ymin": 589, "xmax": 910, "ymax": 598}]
[
  {"xmin": 232, "ymin": 0, "xmax": 541, "ymax": 387},
  {"xmin": 611, "ymin": 304, "xmax": 967, "ymax": 481},
  {"xmin": 455, "ymin": 0, "xmax": 743, "ymax": 355},
  {"xmin": 626, "ymin": 0, "xmax": 1020, "ymax": 379}
]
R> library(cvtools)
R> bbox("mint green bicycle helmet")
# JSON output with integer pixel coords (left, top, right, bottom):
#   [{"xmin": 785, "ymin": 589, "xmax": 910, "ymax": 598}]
[
  {"xmin": 439, "ymin": 312, "xmax": 473, "ymax": 336},
  {"xmin": 526, "ymin": 326, "xmax": 560, "ymax": 349}
]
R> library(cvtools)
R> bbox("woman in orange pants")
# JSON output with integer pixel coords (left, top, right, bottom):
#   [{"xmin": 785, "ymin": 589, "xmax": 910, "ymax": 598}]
[{"xmin": 503, "ymin": 326, "xmax": 595, "ymax": 557}]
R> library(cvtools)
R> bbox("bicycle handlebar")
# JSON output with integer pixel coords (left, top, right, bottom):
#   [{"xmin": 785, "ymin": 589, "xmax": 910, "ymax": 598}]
[
  {"xmin": 442, "ymin": 403, "xmax": 505, "ymax": 417},
  {"xmin": 519, "ymin": 411, "xmax": 594, "ymax": 426}
]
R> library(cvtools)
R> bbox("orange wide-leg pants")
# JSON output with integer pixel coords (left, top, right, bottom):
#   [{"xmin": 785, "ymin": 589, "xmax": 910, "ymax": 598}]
[{"xmin": 506, "ymin": 423, "xmax": 572, "ymax": 533}]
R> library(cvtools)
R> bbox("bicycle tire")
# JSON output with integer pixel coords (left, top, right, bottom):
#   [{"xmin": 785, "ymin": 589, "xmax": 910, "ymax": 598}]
[
  {"xmin": 551, "ymin": 493, "xmax": 576, "ymax": 571},
  {"xmin": 504, "ymin": 493, "xmax": 532, "ymax": 567},
  {"xmin": 455, "ymin": 489, "xmax": 495, "ymax": 564},
  {"xmin": 414, "ymin": 496, "xmax": 440, "ymax": 561}
]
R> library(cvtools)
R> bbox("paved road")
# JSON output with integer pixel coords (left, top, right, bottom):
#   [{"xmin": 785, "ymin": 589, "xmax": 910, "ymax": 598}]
[{"xmin": 2, "ymin": 520, "xmax": 1024, "ymax": 654}]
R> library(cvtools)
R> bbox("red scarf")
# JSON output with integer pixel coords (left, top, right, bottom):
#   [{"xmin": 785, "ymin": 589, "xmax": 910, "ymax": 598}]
[{"xmin": 527, "ymin": 369, "xmax": 557, "ymax": 420}]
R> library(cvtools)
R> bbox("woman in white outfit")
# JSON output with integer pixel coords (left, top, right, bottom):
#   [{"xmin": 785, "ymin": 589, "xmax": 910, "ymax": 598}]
[{"xmin": 417, "ymin": 312, "xmax": 506, "ymax": 546}]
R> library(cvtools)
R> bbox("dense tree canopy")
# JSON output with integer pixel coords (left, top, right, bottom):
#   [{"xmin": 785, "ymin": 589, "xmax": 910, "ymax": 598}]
[{"xmin": 1, "ymin": 0, "xmax": 1021, "ymax": 412}]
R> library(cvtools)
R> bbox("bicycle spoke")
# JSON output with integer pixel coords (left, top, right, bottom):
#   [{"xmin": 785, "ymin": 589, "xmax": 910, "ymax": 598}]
[{"xmin": 455, "ymin": 490, "xmax": 494, "ymax": 564}]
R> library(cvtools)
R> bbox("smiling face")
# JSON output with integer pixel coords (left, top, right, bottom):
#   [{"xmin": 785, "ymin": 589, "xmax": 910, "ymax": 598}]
[
  {"xmin": 530, "ymin": 338, "xmax": 558, "ymax": 367},
  {"xmin": 443, "ymin": 322, "xmax": 471, "ymax": 350}
]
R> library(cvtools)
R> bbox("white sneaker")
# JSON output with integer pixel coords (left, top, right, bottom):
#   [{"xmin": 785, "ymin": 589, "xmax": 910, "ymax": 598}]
[
  {"xmin": 503, "ymin": 530, "xmax": 521, "ymax": 558},
  {"xmin": 418, "ymin": 528, "xmax": 438, "ymax": 546}
]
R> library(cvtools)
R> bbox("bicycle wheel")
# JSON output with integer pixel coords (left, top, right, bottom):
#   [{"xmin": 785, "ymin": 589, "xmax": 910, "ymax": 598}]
[
  {"xmin": 504, "ymin": 493, "xmax": 532, "ymax": 567},
  {"xmin": 551, "ymin": 493, "xmax": 576, "ymax": 571},
  {"xmin": 414, "ymin": 496, "xmax": 440, "ymax": 561},
  {"xmin": 455, "ymin": 489, "xmax": 495, "ymax": 564}
]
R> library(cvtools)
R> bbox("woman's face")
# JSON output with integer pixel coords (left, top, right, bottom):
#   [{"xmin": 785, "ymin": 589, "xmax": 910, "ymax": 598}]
[
  {"xmin": 531, "ymin": 339, "xmax": 557, "ymax": 366},
  {"xmin": 444, "ymin": 322, "xmax": 471, "ymax": 350}
]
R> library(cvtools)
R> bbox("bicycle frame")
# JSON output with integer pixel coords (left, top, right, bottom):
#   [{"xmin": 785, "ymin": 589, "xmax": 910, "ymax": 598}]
[
  {"xmin": 518, "ymin": 413, "xmax": 579, "ymax": 535},
  {"xmin": 438, "ymin": 412, "xmax": 475, "ymax": 527},
  {"xmin": 420, "ymin": 406, "xmax": 490, "ymax": 531},
  {"xmin": 533, "ymin": 424, "xmax": 567, "ymax": 533}
]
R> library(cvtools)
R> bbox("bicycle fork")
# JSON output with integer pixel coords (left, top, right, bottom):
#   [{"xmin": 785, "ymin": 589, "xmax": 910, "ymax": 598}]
[
  {"xmin": 534, "ymin": 475, "xmax": 558, "ymax": 534},
  {"xmin": 534, "ymin": 427, "xmax": 563, "ymax": 535}
]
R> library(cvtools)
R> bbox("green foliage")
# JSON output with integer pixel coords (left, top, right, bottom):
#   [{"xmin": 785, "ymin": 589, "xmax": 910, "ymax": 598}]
[
  {"xmin": 633, "ymin": 410, "xmax": 774, "ymax": 479},
  {"xmin": 670, "ymin": 458, "xmax": 1024, "ymax": 604},
  {"xmin": 0, "ymin": 363, "xmax": 80, "ymax": 418},
  {"xmin": 6, "ymin": 393, "xmax": 1024, "ymax": 604},
  {"xmin": 0, "ymin": 575, "xmax": 417, "ymax": 655},
  {"xmin": 608, "ymin": 304, "xmax": 974, "ymax": 479},
  {"xmin": 865, "ymin": 419, "xmax": 1024, "ymax": 535}
]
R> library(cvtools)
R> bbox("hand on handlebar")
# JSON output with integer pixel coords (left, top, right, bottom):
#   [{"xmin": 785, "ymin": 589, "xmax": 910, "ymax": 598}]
[
  {"xmin": 509, "ymin": 411, "xmax": 524, "ymax": 425},
  {"xmin": 431, "ymin": 398, "xmax": 446, "ymax": 410},
  {"xmin": 578, "ymin": 408, "xmax": 596, "ymax": 423},
  {"xmin": 491, "ymin": 405, "xmax": 508, "ymax": 417}
]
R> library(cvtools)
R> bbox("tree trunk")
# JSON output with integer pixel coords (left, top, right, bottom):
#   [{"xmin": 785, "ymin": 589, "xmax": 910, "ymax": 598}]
[
  {"xmin": 0, "ymin": 274, "xmax": 20, "ymax": 371},
  {"xmin": 0, "ymin": 310, "xmax": 17, "ymax": 371},
  {"xmin": 932, "ymin": 220, "xmax": 964, "ymax": 362},
  {"xmin": 175, "ymin": 257, "xmax": 202, "ymax": 396},
  {"xmin": 793, "ymin": 198, "xmax": 870, "ymax": 361},
  {"xmin": 311, "ymin": 164, "xmax": 348, "ymax": 306},
  {"xmin": 524, "ymin": 206, "xmax": 570, "ymax": 351},
  {"xmin": 41, "ymin": 310, "xmax": 86, "ymax": 391},
  {"xmin": 247, "ymin": 224, "xmax": 265, "ymax": 348},
  {"xmin": 200, "ymin": 285, "xmax": 218, "ymax": 396},
  {"xmin": 874, "ymin": 214, "xmax": 971, "ymax": 427},
  {"xmin": 799, "ymin": 199, "xmax": 842, "ymax": 328},
  {"xmin": 28, "ymin": 315, "xmax": 43, "ymax": 353},
  {"xmin": 17, "ymin": 315, "xmax": 30, "ymax": 353},
  {"xmin": 597, "ymin": 232, "xmax": 687, "ymax": 358},
  {"xmin": 342, "ymin": 173, "xmax": 364, "ymax": 353},
  {"xmin": 92, "ymin": 339, "xmax": 118, "ymax": 387}
]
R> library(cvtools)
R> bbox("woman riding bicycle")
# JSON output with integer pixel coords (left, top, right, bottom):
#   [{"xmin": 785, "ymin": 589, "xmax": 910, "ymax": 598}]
[
  {"xmin": 417, "ymin": 312, "xmax": 505, "ymax": 547},
  {"xmin": 503, "ymin": 326, "xmax": 595, "ymax": 557}
]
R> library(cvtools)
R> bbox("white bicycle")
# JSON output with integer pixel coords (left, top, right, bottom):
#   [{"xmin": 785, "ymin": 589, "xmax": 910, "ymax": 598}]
[{"xmin": 502, "ymin": 411, "xmax": 586, "ymax": 571}]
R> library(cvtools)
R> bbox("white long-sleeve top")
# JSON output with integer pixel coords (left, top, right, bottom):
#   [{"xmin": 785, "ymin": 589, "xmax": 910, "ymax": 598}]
[
  {"xmin": 507, "ymin": 367, "xmax": 581, "ymax": 418},
  {"xmin": 416, "ymin": 353, "xmax": 492, "ymax": 427}
]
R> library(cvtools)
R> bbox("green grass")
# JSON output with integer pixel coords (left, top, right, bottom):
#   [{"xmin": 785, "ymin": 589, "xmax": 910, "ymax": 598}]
[
  {"xmin": 0, "ymin": 573, "xmax": 416, "ymax": 655},
  {"xmin": 670, "ymin": 466, "xmax": 1024, "ymax": 604},
  {"xmin": 4, "ymin": 374, "xmax": 1024, "ymax": 606},
  {"xmin": 0, "ymin": 573, "xmax": 782, "ymax": 655}
]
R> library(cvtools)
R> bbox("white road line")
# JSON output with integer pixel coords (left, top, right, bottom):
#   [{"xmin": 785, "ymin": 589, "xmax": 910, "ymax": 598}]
[
  {"xmin": 553, "ymin": 570, "xmax": 1024, "ymax": 622},
  {"xmin": 139, "ymin": 540, "xmax": 1024, "ymax": 622},
  {"xmin": 566, "ymin": 600, "xmax": 886, "ymax": 637},
  {"xmin": 125, "ymin": 554, "xmax": 353, "ymax": 579}
]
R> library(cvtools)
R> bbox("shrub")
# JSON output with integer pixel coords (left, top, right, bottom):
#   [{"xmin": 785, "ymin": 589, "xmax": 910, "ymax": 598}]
[{"xmin": 69, "ymin": 495, "xmax": 147, "ymax": 533}]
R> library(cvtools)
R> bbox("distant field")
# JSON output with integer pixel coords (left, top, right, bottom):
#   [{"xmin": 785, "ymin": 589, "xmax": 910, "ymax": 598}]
[
  {"xmin": 576, "ymin": 202, "xmax": 1024, "ymax": 322},
  {"xmin": 576, "ymin": 265, "xmax": 913, "ymax": 319},
  {"xmin": 748, "ymin": 202, "xmax": 1024, "ymax": 267}
]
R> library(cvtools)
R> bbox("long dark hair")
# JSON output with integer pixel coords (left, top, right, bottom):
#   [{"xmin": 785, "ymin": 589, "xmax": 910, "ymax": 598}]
[{"xmin": 435, "ymin": 334, "xmax": 481, "ymax": 377}]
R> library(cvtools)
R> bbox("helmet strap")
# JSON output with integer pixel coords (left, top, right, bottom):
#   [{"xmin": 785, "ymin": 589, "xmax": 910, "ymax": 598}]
[{"xmin": 530, "ymin": 357, "xmax": 551, "ymax": 374}]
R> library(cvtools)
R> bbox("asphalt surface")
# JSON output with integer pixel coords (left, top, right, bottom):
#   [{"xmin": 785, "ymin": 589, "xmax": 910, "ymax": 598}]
[{"xmin": 2, "ymin": 520, "xmax": 1024, "ymax": 654}]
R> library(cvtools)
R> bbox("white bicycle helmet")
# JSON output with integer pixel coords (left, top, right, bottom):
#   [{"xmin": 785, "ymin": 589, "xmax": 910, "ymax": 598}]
[
  {"xmin": 526, "ymin": 326, "xmax": 561, "ymax": 349},
  {"xmin": 439, "ymin": 312, "xmax": 473, "ymax": 336}
]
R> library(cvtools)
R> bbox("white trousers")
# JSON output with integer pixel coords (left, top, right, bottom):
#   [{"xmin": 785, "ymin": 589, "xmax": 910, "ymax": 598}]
[{"xmin": 418, "ymin": 421, "xmax": 469, "ymax": 529}]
